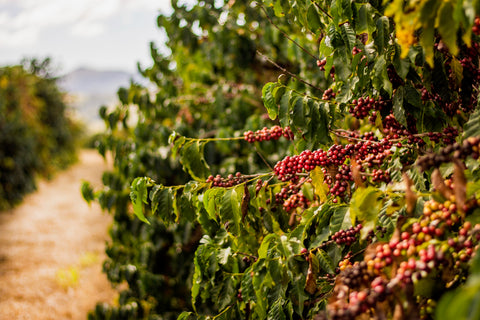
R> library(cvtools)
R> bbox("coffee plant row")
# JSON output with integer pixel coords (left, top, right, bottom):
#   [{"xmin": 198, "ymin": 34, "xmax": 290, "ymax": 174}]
[
  {"xmin": 84, "ymin": 0, "xmax": 480, "ymax": 319},
  {"xmin": 0, "ymin": 58, "xmax": 81, "ymax": 210}
]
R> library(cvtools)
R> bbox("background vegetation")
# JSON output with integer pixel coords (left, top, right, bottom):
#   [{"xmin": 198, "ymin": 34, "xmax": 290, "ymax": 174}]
[{"xmin": 0, "ymin": 58, "xmax": 82, "ymax": 210}]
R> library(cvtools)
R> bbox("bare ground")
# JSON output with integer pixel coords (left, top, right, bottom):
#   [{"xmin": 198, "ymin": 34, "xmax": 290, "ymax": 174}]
[{"xmin": 0, "ymin": 150, "xmax": 117, "ymax": 320}]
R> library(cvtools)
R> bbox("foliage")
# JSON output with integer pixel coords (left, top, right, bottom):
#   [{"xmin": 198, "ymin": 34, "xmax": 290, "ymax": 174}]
[
  {"xmin": 0, "ymin": 59, "xmax": 81, "ymax": 210},
  {"xmin": 87, "ymin": 0, "xmax": 480, "ymax": 319}
]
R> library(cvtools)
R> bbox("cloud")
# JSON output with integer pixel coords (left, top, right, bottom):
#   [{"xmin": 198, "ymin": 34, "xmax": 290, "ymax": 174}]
[{"xmin": 0, "ymin": 0, "xmax": 164, "ymax": 46}]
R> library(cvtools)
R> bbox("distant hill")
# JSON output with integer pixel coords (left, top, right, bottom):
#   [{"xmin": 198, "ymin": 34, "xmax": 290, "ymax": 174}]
[{"xmin": 58, "ymin": 67, "xmax": 135, "ymax": 131}]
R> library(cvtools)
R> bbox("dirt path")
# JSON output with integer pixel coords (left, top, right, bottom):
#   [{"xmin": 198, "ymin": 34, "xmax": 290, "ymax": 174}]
[{"xmin": 0, "ymin": 150, "xmax": 116, "ymax": 320}]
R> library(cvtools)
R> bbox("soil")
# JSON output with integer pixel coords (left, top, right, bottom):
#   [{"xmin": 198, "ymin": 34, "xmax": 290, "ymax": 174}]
[{"xmin": 0, "ymin": 150, "xmax": 117, "ymax": 320}]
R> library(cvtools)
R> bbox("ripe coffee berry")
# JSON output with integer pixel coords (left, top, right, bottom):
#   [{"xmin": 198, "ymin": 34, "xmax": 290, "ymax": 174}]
[{"xmin": 243, "ymin": 125, "xmax": 294, "ymax": 143}]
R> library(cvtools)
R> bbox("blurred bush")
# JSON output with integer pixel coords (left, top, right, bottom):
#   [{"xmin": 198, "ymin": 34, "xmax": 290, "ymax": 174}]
[{"xmin": 0, "ymin": 58, "xmax": 83, "ymax": 210}]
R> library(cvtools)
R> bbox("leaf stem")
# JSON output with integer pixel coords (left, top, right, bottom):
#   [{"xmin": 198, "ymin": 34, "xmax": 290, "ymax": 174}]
[{"xmin": 256, "ymin": 50, "xmax": 323, "ymax": 92}]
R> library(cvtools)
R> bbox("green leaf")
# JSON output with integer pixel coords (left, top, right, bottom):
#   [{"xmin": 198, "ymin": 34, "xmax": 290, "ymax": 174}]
[
  {"xmin": 436, "ymin": 276, "xmax": 480, "ymax": 320},
  {"xmin": 291, "ymin": 95, "xmax": 306, "ymax": 130},
  {"xmin": 464, "ymin": 107, "xmax": 480, "ymax": 138},
  {"xmin": 356, "ymin": 3, "xmax": 375, "ymax": 41},
  {"xmin": 291, "ymin": 275, "xmax": 308, "ymax": 315},
  {"xmin": 316, "ymin": 249, "xmax": 335, "ymax": 274},
  {"xmin": 374, "ymin": 16, "xmax": 390, "ymax": 53},
  {"xmin": 179, "ymin": 140, "xmax": 210, "ymax": 181},
  {"xmin": 393, "ymin": 86, "xmax": 407, "ymax": 127},
  {"xmin": 467, "ymin": 180, "xmax": 480, "ymax": 198},
  {"xmin": 307, "ymin": 4, "xmax": 322, "ymax": 33},
  {"xmin": 171, "ymin": 134, "xmax": 186, "ymax": 159},
  {"xmin": 220, "ymin": 188, "xmax": 242, "ymax": 234},
  {"xmin": 241, "ymin": 270, "xmax": 256, "ymax": 302},
  {"xmin": 258, "ymin": 234, "xmax": 278, "ymax": 259},
  {"xmin": 450, "ymin": 57, "xmax": 464, "ymax": 87},
  {"xmin": 410, "ymin": 166, "xmax": 427, "ymax": 192},
  {"xmin": 204, "ymin": 188, "xmax": 224, "ymax": 221},
  {"xmin": 373, "ymin": 55, "xmax": 392, "ymax": 96},
  {"xmin": 262, "ymin": 82, "xmax": 278, "ymax": 120},
  {"xmin": 177, "ymin": 311, "xmax": 195, "ymax": 320},
  {"xmin": 174, "ymin": 184, "xmax": 198, "ymax": 222},
  {"xmin": 273, "ymin": 85, "xmax": 286, "ymax": 104},
  {"xmin": 404, "ymin": 85, "xmax": 422, "ymax": 108},
  {"xmin": 217, "ymin": 276, "xmax": 235, "ymax": 310},
  {"xmin": 81, "ymin": 181, "xmax": 94, "ymax": 204},
  {"xmin": 340, "ymin": 23, "xmax": 356, "ymax": 56},
  {"xmin": 130, "ymin": 177, "xmax": 153, "ymax": 225},
  {"xmin": 329, "ymin": 205, "xmax": 348, "ymax": 234},
  {"xmin": 307, "ymin": 101, "xmax": 331, "ymax": 146},
  {"xmin": 310, "ymin": 167, "xmax": 329, "ymax": 203},
  {"xmin": 437, "ymin": 1, "xmax": 458, "ymax": 56},
  {"xmin": 149, "ymin": 185, "xmax": 174, "ymax": 222},
  {"xmin": 273, "ymin": 0, "xmax": 289, "ymax": 16},
  {"xmin": 420, "ymin": 0, "xmax": 441, "ymax": 67},
  {"xmin": 350, "ymin": 187, "xmax": 382, "ymax": 227},
  {"xmin": 279, "ymin": 90, "xmax": 291, "ymax": 128},
  {"xmin": 268, "ymin": 298, "xmax": 286, "ymax": 320}
]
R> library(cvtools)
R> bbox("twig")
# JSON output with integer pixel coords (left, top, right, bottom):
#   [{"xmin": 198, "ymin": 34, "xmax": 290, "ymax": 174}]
[
  {"xmin": 257, "ymin": 50, "xmax": 323, "ymax": 92},
  {"xmin": 312, "ymin": 1, "xmax": 333, "ymax": 20},
  {"xmin": 258, "ymin": 4, "xmax": 320, "ymax": 61},
  {"xmin": 254, "ymin": 143, "xmax": 274, "ymax": 171}
]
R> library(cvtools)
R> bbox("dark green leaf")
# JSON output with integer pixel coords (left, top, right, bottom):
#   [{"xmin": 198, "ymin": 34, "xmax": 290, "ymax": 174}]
[
  {"xmin": 258, "ymin": 234, "xmax": 278, "ymax": 259},
  {"xmin": 291, "ymin": 95, "xmax": 306, "ymax": 130},
  {"xmin": 374, "ymin": 16, "xmax": 390, "ymax": 53},
  {"xmin": 150, "ymin": 185, "xmax": 174, "ymax": 221},
  {"xmin": 279, "ymin": 90, "xmax": 291, "ymax": 128},
  {"xmin": 316, "ymin": 249, "xmax": 335, "ymax": 274},
  {"xmin": 179, "ymin": 141, "xmax": 210, "ymax": 181},
  {"xmin": 130, "ymin": 177, "xmax": 153, "ymax": 225},
  {"xmin": 373, "ymin": 55, "xmax": 392, "ymax": 96},
  {"xmin": 393, "ymin": 86, "xmax": 407, "ymax": 127},
  {"xmin": 307, "ymin": 4, "xmax": 322, "ymax": 33},
  {"xmin": 219, "ymin": 188, "xmax": 242, "ymax": 234},
  {"xmin": 81, "ymin": 181, "xmax": 95, "ymax": 204},
  {"xmin": 218, "ymin": 276, "xmax": 235, "ymax": 310},
  {"xmin": 263, "ymin": 82, "xmax": 278, "ymax": 120},
  {"xmin": 437, "ymin": 1, "xmax": 458, "ymax": 56},
  {"xmin": 268, "ymin": 298, "xmax": 286, "ymax": 320},
  {"xmin": 329, "ymin": 205, "xmax": 348, "ymax": 234},
  {"xmin": 464, "ymin": 107, "xmax": 480, "ymax": 138},
  {"xmin": 340, "ymin": 23, "xmax": 356, "ymax": 56},
  {"xmin": 204, "ymin": 188, "xmax": 224, "ymax": 221},
  {"xmin": 177, "ymin": 311, "xmax": 195, "ymax": 320},
  {"xmin": 356, "ymin": 3, "xmax": 375, "ymax": 40}
]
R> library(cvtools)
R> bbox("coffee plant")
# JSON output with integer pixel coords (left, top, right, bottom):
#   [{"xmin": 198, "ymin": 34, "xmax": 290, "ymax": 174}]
[
  {"xmin": 0, "ymin": 58, "xmax": 81, "ymax": 210},
  {"xmin": 85, "ymin": 0, "xmax": 480, "ymax": 319}
]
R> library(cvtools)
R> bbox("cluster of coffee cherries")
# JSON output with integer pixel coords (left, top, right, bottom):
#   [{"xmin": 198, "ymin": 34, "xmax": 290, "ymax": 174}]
[
  {"xmin": 331, "ymin": 224, "xmax": 363, "ymax": 246},
  {"xmin": 243, "ymin": 125, "xmax": 294, "ymax": 143},
  {"xmin": 473, "ymin": 16, "xmax": 480, "ymax": 35},
  {"xmin": 316, "ymin": 58, "xmax": 335, "ymax": 79},
  {"xmin": 324, "ymin": 165, "xmax": 353, "ymax": 201},
  {"xmin": 371, "ymin": 169, "xmax": 391, "ymax": 183},
  {"xmin": 206, "ymin": 172, "xmax": 246, "ymax": 187},
  {"xmin": 326, "ymin": 261, "xmax": 388, "ymax": 320},
  {"xmin": 351, "ymin": 46, "xmax": 362, "ymax": 56},
  {"xmin": 426, "ymin": 126, "xmax": 459, "ymax": 145},
  {"xmin": 349, "ymin": 96, "xmax": 387, "ymax": 119},
  {"xmin": 417, "ymin": 136, "xmax": 480, "ymax": 171},
  {"xmin": 322, "ymin": 88, "xmax": 336, "ymax": 100},
  {"xmin": 274, "ymin": 178, "xmax": 310, "ymax": 212},
  {"xmin": 273, "ymin": 137, "xmax": 400, "ymax": 198},
  {"xmin": 324, "ymin": 193, "xmax": 480, "ymax": 319}
]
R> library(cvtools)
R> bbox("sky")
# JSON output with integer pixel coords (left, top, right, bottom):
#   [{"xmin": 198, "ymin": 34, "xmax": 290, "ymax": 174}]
[{"xmin": 0, "ymin": 0, "xmax": 173, "ymax": 74}]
